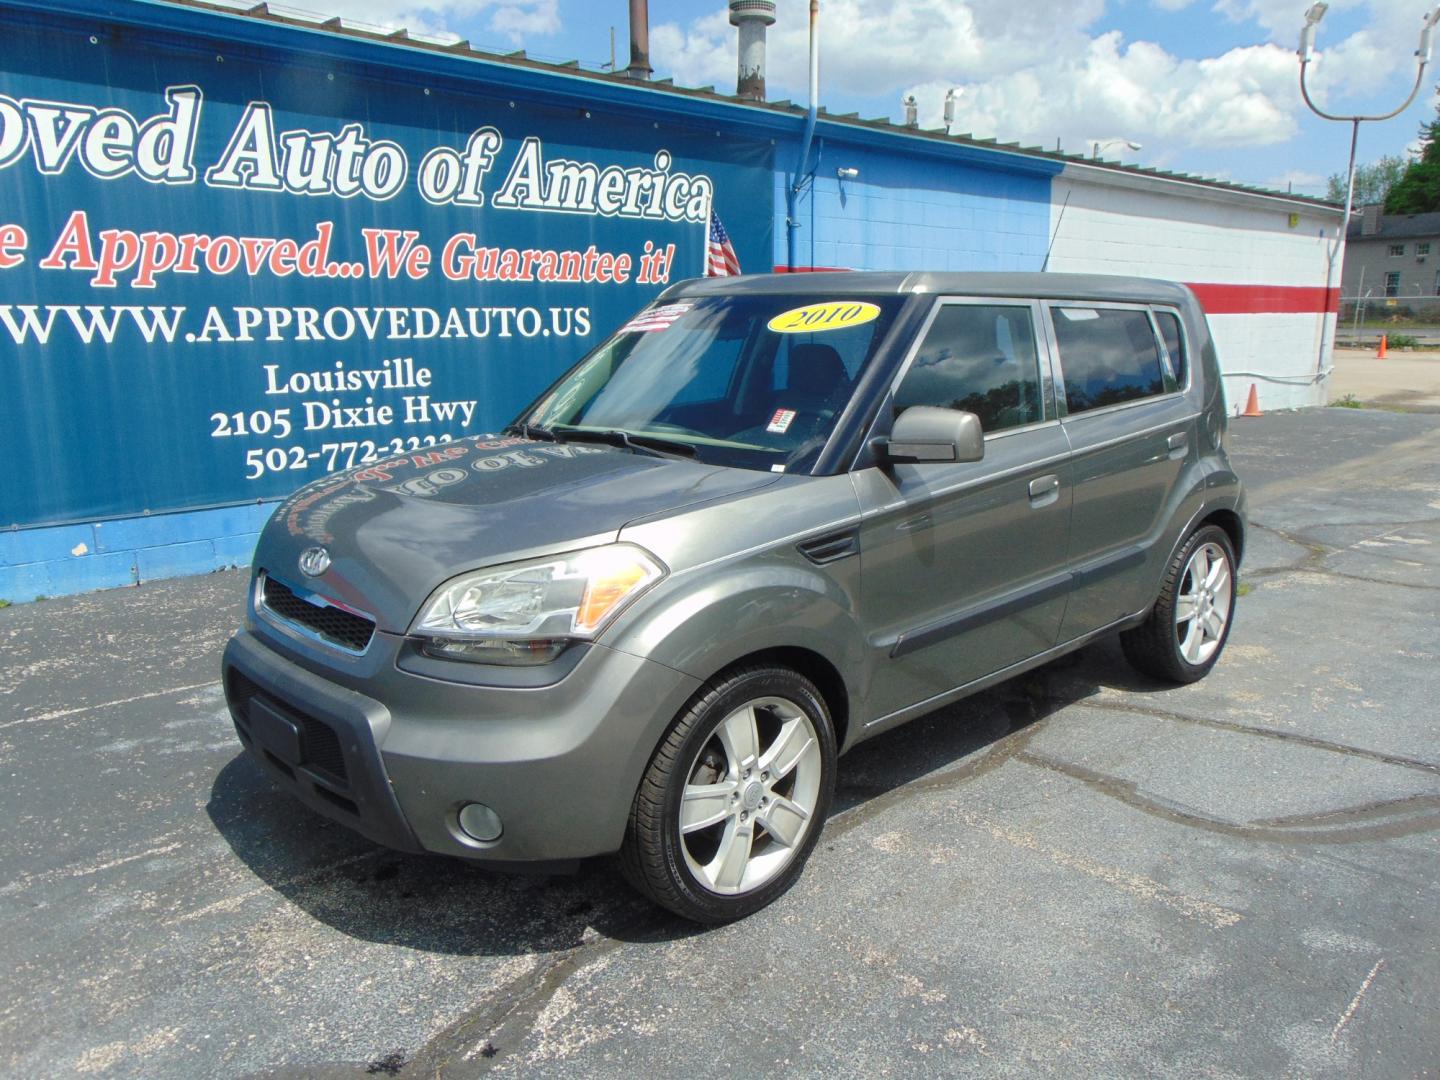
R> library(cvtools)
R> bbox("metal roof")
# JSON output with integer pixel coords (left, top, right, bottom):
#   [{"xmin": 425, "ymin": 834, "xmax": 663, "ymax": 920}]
[{"xmin": 131, "ymin": 0, "xmax": 1339, "ymax": 213}]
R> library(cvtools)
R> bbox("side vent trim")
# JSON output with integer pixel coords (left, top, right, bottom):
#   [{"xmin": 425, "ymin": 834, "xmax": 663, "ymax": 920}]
[{"xmin": 797, "ymin": 527, "xmax": 859, "ymax": 565}]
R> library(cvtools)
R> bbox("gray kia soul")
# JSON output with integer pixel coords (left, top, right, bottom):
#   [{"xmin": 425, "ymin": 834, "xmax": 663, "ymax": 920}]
[{"xmin": 223, "ymin": 271, "xmax": 1245, "ymax": 923}]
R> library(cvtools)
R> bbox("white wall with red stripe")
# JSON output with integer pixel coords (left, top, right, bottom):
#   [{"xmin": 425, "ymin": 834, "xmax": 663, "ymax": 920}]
[
  {"xmin": 772, "ymin": 131, "xmax": 1342, "ymax": 413},
  {"xmin": 1046, "ymin": 167, "xmax": 1342, "ymax": 413}
]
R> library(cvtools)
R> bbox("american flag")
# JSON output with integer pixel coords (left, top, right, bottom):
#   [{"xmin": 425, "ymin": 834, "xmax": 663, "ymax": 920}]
[{"xmin": 705, "ymin": 210, "xmax": 741, "ymax": 277}]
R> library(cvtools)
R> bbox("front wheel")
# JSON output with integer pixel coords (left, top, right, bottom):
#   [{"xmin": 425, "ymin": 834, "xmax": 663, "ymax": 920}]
[
  {"xmin": 620, "ymin": 666, "xmax": 837, "ymax": 923},
  {"xmin": 1121, "ymin": 524, "xmax": 1237, "ymax": 684}
]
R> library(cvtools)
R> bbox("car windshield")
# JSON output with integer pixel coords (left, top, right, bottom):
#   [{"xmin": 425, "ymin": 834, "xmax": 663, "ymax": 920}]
[{"xmin": 518, "ymin": 293, "xmax": 905, "ymax": 473}]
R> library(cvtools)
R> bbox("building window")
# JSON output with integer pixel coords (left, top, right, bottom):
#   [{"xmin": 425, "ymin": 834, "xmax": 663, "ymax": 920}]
[
  {"xmin": 1389, "ymin": 244, "xmax": 1406, "ymax": 257},
  {"xmin": 1385, "ymin": 272, "xmax": 1401, "ymax": 297},
  {"xmin": 1419, "ymin": 243, "xmax": 1432, "ymax": 256}
]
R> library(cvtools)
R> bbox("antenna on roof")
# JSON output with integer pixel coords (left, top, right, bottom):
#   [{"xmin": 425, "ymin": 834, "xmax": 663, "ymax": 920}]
[{"xmin": 1042, "ymin": 188, "xmax": 1072, "ymax": 272}]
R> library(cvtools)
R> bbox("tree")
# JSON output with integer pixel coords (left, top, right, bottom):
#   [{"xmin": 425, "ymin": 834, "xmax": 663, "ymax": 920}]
[
  {"xmin": 1326, "ymin": 154, "xmax": 1408, "ymax": 206},
  {"xmin": 1384, "ymin": 119, "xmax": 1440, "ymax": 214}
]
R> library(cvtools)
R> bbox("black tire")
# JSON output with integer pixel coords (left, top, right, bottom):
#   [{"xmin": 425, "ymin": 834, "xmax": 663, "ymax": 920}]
[
  {"xmin": 620, "ymin": 665, "xmax": 837, "ymax": 924},
  {"xmin": 1121, "ymin": 524, "xmax": 1238, "ymax": 684}
]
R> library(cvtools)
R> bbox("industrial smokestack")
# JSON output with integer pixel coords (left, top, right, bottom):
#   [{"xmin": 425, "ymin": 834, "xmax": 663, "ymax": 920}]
[
  {"xmin": 626, "ymin": 0, "xmax": 652, "ymax": 79},
  {"xmin": 729, "ymin": 0, "xmax": 776, "ymax": 100}
]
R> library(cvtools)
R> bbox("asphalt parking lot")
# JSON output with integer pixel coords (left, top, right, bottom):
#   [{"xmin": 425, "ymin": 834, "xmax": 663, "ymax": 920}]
[{"xmin": 2, "ymin": 407, "xmax": 1438, "ymax": 1079}]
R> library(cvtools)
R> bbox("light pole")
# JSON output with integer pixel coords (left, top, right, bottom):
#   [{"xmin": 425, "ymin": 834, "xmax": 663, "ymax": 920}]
[
  {"xmin": 1298, "ymin": 3, "xmax": 1440, "ymax": 372},
  {"xmin": 1091, "ymin": 138, "xmax": 1141, "ymax": 159}
]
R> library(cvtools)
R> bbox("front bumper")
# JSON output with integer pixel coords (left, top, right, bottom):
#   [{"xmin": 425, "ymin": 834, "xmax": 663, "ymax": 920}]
[{"xmin": 222, "ymin": 627, "xmax": 703, "ymax": 863}]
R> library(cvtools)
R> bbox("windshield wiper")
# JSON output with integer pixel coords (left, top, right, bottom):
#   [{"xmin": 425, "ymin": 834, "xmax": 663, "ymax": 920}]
[
  {"xmin": 553, "ymin": 428, "xmax": 697, "ymax": 459},
  {"xmin": 504, "ymin": 422, "xmax": 557, "ymax": 442}
]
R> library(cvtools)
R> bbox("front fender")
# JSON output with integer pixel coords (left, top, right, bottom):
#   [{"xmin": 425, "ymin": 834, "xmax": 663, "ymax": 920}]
[{"xmin": 603, "ymin": 555, "xmax": 868, "ymax": 728}]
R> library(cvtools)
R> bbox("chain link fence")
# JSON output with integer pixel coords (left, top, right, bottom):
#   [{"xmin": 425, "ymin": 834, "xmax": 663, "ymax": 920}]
[{"xmin": 1337, "ymin": 294, "xmax": 1440, "ymax": 348}]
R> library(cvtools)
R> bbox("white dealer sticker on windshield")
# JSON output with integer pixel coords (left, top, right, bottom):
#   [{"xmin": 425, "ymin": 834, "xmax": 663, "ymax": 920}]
[
  {"xmin": 767, "ymin": 408, "xmax": 797, "ymax": 434},
  {"xmin": 621, "ymin": 303, "xmax": 692, "ymax": 333}
]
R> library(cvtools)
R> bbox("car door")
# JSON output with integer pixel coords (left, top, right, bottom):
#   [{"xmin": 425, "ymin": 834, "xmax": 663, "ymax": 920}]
[
  {"xmin": 1045, "ymin": 302, "xmax": 1196, "ymax": 642},
  {"xmin": 852, "ymin": 298, "xmax": 1074, "ymax": 729}
]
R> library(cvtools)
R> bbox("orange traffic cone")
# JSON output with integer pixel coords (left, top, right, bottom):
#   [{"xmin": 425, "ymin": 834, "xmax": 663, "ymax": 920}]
[
  {"xmin": 1377, "ymin": 334, "xmax": 1388, "ymax": 359},
  {"xmin": 1242, "ymin": 383, "xmax": 1262, "ymax": 417}
]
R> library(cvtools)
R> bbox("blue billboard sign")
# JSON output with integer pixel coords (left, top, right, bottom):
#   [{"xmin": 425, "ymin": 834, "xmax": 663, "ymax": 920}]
[{"xmin": 0, "ymin": 9, "xmax": 774, "ymax": 527}]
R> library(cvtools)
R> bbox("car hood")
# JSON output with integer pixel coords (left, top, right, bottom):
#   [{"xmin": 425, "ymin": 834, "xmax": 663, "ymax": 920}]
[{"xmin": 254, "ymin": 435, "xmax": 780, "ymax": 632}]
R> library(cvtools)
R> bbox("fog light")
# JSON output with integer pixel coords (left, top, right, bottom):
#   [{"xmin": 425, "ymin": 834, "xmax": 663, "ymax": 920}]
[{"xmin": 457, "ymin": 802, "xmax": 503, "ymax": 842}]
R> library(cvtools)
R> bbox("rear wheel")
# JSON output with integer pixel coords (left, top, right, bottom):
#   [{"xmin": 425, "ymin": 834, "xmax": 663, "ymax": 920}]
[
  {"xmin": 621, "ymin": 666, "xmax": 836, "ymax": 923},
  {"xmin": 1121, "ymin": 524, "xmax": 1237, "ymax": 683}
]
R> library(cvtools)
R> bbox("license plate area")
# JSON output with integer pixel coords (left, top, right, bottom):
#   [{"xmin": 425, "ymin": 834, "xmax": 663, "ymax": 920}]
[{"xmin": 248, "ymin": 696, "xmax": 303, "ymax": 766}]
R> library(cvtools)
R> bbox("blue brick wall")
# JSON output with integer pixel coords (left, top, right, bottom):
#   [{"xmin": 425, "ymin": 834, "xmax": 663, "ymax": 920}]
[
  {"xmin": 772, "ymin": 134, "xmax": 1056, "ymax": 273},
  {"xmin": 0, "ymin": 503, "xmax": 277, "ymax": 603}
]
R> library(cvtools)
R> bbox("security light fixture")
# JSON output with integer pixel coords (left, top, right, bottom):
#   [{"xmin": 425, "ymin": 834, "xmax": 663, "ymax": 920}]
[
  {"xmin": 1091, "ymin": 139, "xmax": 1142, "ymax": 159},
  {"xmin": 1420, "ymin": 5, "xmax": 1440, "ymax": 63},
  {"xmin": 1298, "ymin": 3, "xmax": 1328, "ymax": 62},
  {"xmin": 836, "ymin": 167, "xmax": 859, "ymax": 179}
]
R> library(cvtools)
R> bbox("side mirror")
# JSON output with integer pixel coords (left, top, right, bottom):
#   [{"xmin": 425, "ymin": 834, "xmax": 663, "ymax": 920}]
[{"xmin": 876, "ymin": 406, "xmax": 984, "ymax": 465}]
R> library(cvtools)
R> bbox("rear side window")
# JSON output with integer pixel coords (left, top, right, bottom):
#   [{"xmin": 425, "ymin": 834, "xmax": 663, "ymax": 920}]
[
  {"xmin": 1153, "ymin": 309, "xmax": 1188, "ymax": 387},
  {"xmin": 1052, "ymin": 307, "xmax": 1168, "ymax": 415},
  {"xmin": 893, "ymin": 304, "xmax": 1044, "ymax": 434}
]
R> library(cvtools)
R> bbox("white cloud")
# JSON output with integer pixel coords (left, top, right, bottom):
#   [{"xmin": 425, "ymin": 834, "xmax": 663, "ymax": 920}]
[
  {"xmin": 1215, "ymin": 0, "xmax": 1436, "ymax": 95},
  {"xmin": 489, "ymin": 0, "xmax": 560, "ymax": 41},
  {"xmin": 899, "ymin": 37, "xmax": 1300, "ymax": 164},
  {"xmin": 649, "ymin": 9, "xmax": 736, "ymax": 90},
  {"xmin": 648, "ymin": 0, "xmax": 1429, "ymax": 165}
]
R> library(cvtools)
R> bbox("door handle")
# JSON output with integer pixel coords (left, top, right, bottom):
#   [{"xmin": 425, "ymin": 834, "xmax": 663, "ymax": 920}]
[
  {"xmin": 896, "ymin": 512, "xmax": 932, "ymax": 533},
  {"xmin": 1028, "ymin": 474, "xmax": 1060, "ymax": 501},
  {"xmin": 1167, "ymin": 432, "xmax": 1188, "ymax": 451}
]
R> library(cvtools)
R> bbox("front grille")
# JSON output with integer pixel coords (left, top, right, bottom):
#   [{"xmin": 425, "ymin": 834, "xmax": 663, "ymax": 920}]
[
  {"xmin": 226, "ymin": 669, "xmax": 351, "ymax": 786},
  {"xmin": 260, "ymin": 574, "xmax": 375, "ymax": 653}
]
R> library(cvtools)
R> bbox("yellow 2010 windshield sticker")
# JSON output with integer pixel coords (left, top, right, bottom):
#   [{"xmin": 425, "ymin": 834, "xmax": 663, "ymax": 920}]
[{"xmin": 767, "ymin": 301, "xmax": 881, "ymax": 334}]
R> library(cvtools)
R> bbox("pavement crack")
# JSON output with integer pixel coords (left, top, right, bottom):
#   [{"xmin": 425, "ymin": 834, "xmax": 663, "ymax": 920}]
[
  {"xmin": 1331, "ymin": 958, "xmax": 1385, "ymax": 1045},
  {"xmin": 1014, "ymin": 750, "xmax": 1440, "ymax": 844},
  {"xmin": 409, "ymin": 933, "xmax": 630, "ymax": 1078},
  {"xmin": 952, "ymin": 810, "xmax": 1244, "ymax": 928},
  {"xmin": 828, "ymin": 695, "xmax": 1053, "ymax": 839},
  {"xmin": 1060, "ymin": 695, "xmax": 1440, "ymax": 775},
  {"xmin": 1242, "ymin": 515, "xmax": 1440, "ymax": 591},
  {"xmin": 0, "ymin": 679, "xmax": 221, "ymax": 730}
]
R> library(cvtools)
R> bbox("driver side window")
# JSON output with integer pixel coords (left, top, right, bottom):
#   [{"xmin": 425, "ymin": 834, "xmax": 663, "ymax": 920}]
[{"xmin": 893, "ymin": 303, "xmax": 1044, "ymax": 434}]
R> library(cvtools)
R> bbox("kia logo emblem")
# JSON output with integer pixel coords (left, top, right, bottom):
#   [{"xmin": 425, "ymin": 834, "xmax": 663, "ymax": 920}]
[{"xmin": 299, "ymin": 547, "xmax": 331, "ymax": 577}]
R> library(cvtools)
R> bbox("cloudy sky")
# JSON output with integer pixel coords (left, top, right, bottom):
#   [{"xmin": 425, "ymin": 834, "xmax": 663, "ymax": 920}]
[{"xmin": 267, "ymin": 0, "xmax": 1439, "ymax": 196}]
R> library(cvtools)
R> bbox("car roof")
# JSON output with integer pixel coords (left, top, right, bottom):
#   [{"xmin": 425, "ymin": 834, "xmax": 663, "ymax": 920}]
[{"xmin": 662, "ymin": 271, "xmax": 1195, "ymax": 307}]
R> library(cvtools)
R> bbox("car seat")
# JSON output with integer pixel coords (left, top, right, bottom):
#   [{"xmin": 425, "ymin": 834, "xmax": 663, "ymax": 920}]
[{"xmin": 785, "ymin": 343, "xmax": 849, "ymax": 411}]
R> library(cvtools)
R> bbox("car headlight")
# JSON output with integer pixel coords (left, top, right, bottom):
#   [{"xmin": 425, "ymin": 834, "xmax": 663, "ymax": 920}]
[{"xmin": 409, "ymin": 544, "xmax": 665, "ymax": 665}]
